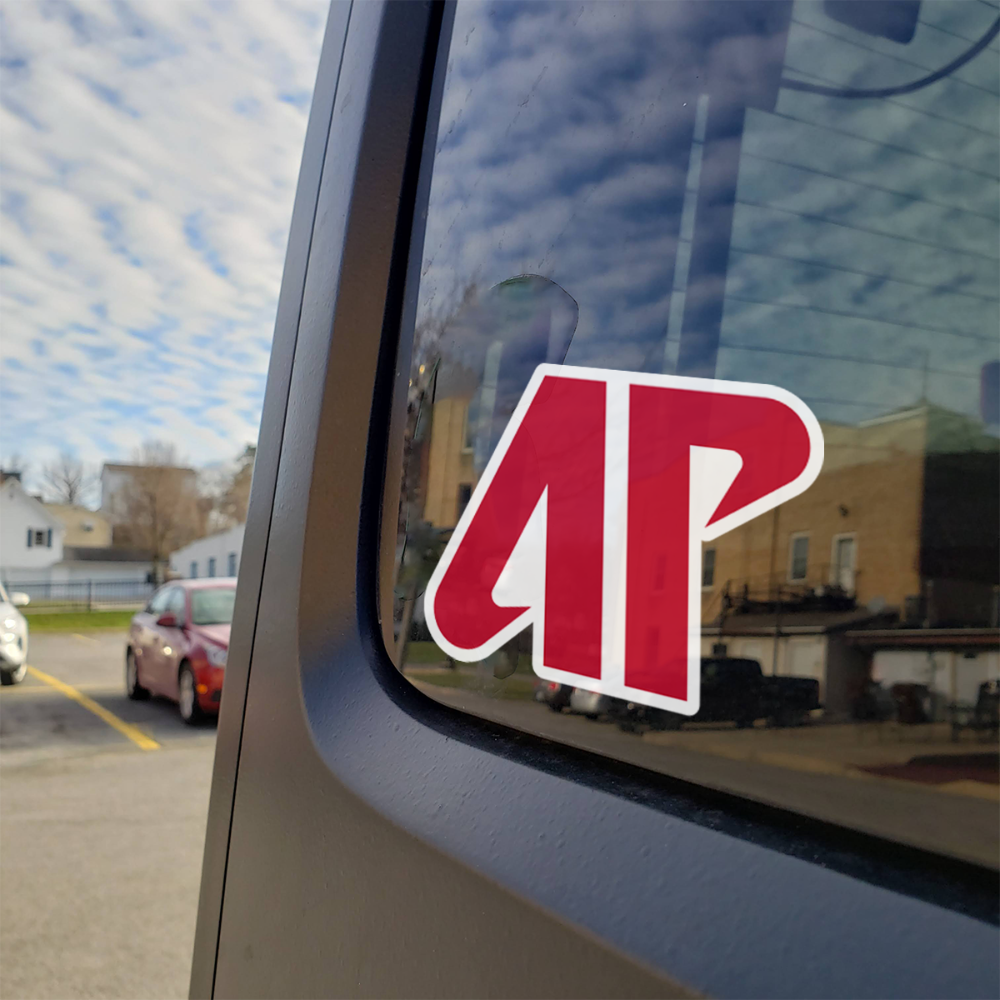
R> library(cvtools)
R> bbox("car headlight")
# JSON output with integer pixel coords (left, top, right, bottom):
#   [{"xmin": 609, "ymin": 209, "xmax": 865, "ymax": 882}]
[
  {"xmin": 1, "ymin": 632, "xmax": 14, "ymax": 644},
  {"xmin": 3, "ymin": 618, "xmax": 16, "ymax": 629},
  {"xmin": 205, "ymin": 644, "xmax": 228, "ymax": 667}
]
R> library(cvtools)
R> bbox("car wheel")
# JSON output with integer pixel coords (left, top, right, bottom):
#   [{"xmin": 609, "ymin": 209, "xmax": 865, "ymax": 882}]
[
  {"xmin": 0, "ymin": 663, "xmax": 27, "ymax": 686},
  {"xmin": 125, "ymin": 649, "xmax": 149, "ymax": 700},
  {"xmin": 178, "ymin": 663, "xmax": 203, "ymax": 725}
]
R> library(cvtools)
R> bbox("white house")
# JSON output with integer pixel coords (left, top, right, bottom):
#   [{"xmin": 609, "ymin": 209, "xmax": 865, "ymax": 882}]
[
  {"xmin": 1, "ymin": 473, "xmax": 152, "ymax": 589},
  {"xmin": 0, "ymin": 474, "xmax": 65, "ymax": 581},
  {"xmin": 170, "ymin": 524, "xmax": 245, "ymax": 580}
]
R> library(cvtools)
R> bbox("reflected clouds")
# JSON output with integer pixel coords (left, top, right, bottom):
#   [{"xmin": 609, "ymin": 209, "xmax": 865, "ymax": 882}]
[{"xmin": 417, "ymin": 0, "xmax": 999, "ymax": 428}]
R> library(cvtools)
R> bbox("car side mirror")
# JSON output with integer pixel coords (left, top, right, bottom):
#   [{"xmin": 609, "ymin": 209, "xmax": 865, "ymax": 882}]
[
  {"xmin": 10, "ymin": 592, "xmax": 30, "ymax": 607},
  {"xmin": 156, "ymin": 613, "xmax": 178, "ymax": 628}
]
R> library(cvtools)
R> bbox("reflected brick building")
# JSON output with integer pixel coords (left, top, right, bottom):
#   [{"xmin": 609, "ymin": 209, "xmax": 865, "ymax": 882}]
[{"xmin": 701, "ymin": 403, "xmax": 999, "ymax": 715}]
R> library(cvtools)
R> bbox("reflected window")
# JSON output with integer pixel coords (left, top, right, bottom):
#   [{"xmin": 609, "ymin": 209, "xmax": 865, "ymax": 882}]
[
  {"xmin": 702, "ymin": 548, "xmax": 716, "ymax": 589},
  {"xmin": 457, "ymin": 483, "xmax": 473, "ymax": 520},
  {"xmin": 789, "ymin": 534, "xmax": 810, "ymax": 582}
]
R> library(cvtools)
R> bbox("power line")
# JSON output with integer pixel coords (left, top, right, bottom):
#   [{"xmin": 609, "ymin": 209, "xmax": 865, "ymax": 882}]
[
  {"xmin": 779, "ymin": 65, "xmax": 999, "ymax": 139},
  {"xmin": 724, "ymin": 293, "xmax": 996, "ymax": 345},
  {"xmin": 740, "ymin": 148, "xmax": 999, "ymax": 223},
  {"xmin": 727, "ymin": 246, "xmax": 999, "ymax": 305},
  {"xmin": 917, "ymin": 17, "xmax": 1000, "ymax": 49},
  {"xmin": 786, "ymin": 16, "xmax": 1000, "ymax": 100},
  {"xmin": 720, "ymin": 341, "xmax": 983, "ymax": 380},
  {"xmin": 765, "ymin": 107, "xmax": 999, "ymax": 184},
  {"xmin": 736, "ymin": 196, "xmax": 999, "ymax": 266}
]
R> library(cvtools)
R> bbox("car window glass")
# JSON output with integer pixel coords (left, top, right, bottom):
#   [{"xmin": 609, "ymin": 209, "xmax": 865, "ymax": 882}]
[
  {"xmin": 388, "ymin": 0, "xmax": 1000, "ymax": 869},
  {"xmin": 191, "ymin": 589, "xmax": 236, "ymax": 626},
  {"xmin": 168, "ymin": 588, "xmax": 187, "ymax": 623},
  {"xmin": 147, "ymin": 588, "xmax": 171, "ymax": 615}
]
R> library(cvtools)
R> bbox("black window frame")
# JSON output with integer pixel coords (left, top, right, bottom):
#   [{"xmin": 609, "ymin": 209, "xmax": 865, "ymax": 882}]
[{"xmin": 191, "ymin": 4, "xmax": 1000, "ymax": 997}]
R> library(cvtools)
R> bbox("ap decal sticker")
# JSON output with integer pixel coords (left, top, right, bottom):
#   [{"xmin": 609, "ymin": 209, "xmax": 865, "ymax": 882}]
[{"xmin": 425, "ymin": 365, "xmax": 824, "ymax": 715}]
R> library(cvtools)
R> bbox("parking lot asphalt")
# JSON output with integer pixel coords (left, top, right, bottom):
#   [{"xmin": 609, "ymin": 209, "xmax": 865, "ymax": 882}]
[{"xmin": 1, "ymin": 631, "xmax": 216, "ymax": 1000}]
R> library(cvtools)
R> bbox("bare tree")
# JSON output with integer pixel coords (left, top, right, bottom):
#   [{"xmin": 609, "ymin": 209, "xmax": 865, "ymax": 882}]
[
  {"xmin": 40, "ymin": 452, "xmax": 97, "ymax": 506},
  {"xmin": 198, "ymin": 444, "xmax": 256, "ymax": 530},
  {"xmin": 114, "ymin": 441, "xmax": 203, "ymax": 581},
  {"xmin": 218, "ymin": 444, "xmax": 255, "ymax": 526}
]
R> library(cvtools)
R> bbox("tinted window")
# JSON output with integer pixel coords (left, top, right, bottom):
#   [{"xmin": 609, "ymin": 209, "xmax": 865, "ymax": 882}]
[
  {"xmin": 390, "ymin": 0, "xmax": 999, "ymax": 868},
  {"xmin": 191, "ymin": 588, "xmax": 236, "ymax": 626}
]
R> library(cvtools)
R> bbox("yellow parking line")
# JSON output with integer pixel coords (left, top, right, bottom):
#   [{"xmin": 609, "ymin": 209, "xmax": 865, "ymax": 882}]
[
  {"xmin": 25, "ymin": 666, "xmax": 160, "ymax": 751},
  {"xmin": 72, "ymin": 633, "xmax": 100, "ymax": 645}
]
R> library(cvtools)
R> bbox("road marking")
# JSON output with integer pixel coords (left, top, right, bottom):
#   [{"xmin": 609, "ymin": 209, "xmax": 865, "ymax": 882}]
[
  {"xmin": 0, "ymin": 682, "xmax": 118, "ymax": 696},
  {"xmin": 25, "ymin": 666, "xmax": 160, "ymax": 751},
  {"xmin": 72, "ymin": 633, "xmax": 100, "ymax": 645}
]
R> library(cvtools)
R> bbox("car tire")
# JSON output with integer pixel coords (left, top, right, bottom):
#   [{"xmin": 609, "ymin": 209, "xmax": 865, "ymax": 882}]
[
  {"xmin": 125, "ymin": 649, "xmax": 149, "ymax": 700},
  {"xmin": 178, "ymin": 662, "xmax": 203, "ymax": 725},
  {"xmin": 0, "ymin": 663, "xmax": 27, "ymax": 686}
]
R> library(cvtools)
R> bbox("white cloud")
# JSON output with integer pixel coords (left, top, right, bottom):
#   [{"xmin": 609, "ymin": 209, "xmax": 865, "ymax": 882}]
[{"xmin": 1, "ymin": 0, "xmax": 327, "ymax": 477}]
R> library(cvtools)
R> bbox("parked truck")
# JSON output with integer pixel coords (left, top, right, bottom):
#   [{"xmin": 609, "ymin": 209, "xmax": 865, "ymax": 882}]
[{"xmin": 613, "ymin": 657, "xmax": 820, "ymax": 731}]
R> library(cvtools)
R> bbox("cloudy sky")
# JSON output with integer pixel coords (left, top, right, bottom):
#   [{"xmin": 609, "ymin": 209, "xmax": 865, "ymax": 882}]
[
  {"xmin": 420, "ymin": 0, "xmax": 999, "ymax": 446},
  {"xmin": 1, "ymin": 0, "xmax": 328, "ymax": 480}
]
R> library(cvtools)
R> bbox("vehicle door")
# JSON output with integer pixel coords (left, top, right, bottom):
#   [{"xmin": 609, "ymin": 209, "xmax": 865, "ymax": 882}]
[
  {"xmin": 158, "ymin": 586, "xmax": 189, "ymax": 700},
  {"xmin": 132, "ymin": 586, "xmax": 170, "ymax": 690},
  {"xmin": 192, "ymin": 4, "xmax": 999, "ymax": 998},
  {"xmin": 143, "ymin": 586, "xmax": 184, "ymax": 696}
]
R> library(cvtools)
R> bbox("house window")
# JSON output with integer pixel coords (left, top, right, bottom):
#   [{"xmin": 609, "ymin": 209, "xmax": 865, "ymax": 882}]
[
  {"xmin": 789, "ymin": 534, "xmax": 809, "ymax": 582},
  {"xmin": 190, "ymin": 561, "xmax": 198, "ymax": 579},
  {"xmin": 462, "ymin": 397, "xmax": 477, "ymax": 453},
  {"xmin": 207, "ymin": 557, "xmax": 216, "ymax": 578},
  {"xmin": 457, "ymin": 483, "xmax": 473, "ymax": 519},
  {"xmin": 227, "ymin": 552, "xmax": 237, "ymax": 577},
  {"xmin": 831, "ymin": 534, "xmax": 857, "ymax": 593},
  {"xmin": 702, "ymin": 548, "xmax": 716, "ymax": 588},
  {"xmin": 31, "ymin": 529, "xmax": 46, "ymax": 547}
]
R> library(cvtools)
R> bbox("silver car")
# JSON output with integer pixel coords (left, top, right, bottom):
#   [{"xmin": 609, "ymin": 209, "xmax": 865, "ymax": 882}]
[
  {"xmin": 568, "ymin": 687, "xmax": 613, "ymax": 719},
  {"xmin": 0, "ymin": 581, "xmax": 30, "ymax": 685}
]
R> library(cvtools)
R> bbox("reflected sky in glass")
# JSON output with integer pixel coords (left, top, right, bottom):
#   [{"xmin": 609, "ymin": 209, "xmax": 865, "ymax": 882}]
[{"xmin": 415, "ymin": 0, "xmax": 999, "ymax": 435}]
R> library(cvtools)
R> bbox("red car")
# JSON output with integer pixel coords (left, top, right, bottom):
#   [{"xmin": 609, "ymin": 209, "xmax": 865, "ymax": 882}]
[{"xmin": 126, "ymin": 579, "xmax": 235, "ymax": 724}]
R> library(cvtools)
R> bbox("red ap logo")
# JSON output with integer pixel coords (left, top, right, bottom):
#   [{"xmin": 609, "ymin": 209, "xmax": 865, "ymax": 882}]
[{"xmin": 425, "ymin": 365, "xmax": 824, "ymax": 715}]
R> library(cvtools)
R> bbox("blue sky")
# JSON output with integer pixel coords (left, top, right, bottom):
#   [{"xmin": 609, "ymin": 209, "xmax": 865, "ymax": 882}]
[{"xmin": 0, "ymin": 0, "xmax": 327, "ymax": 479}]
